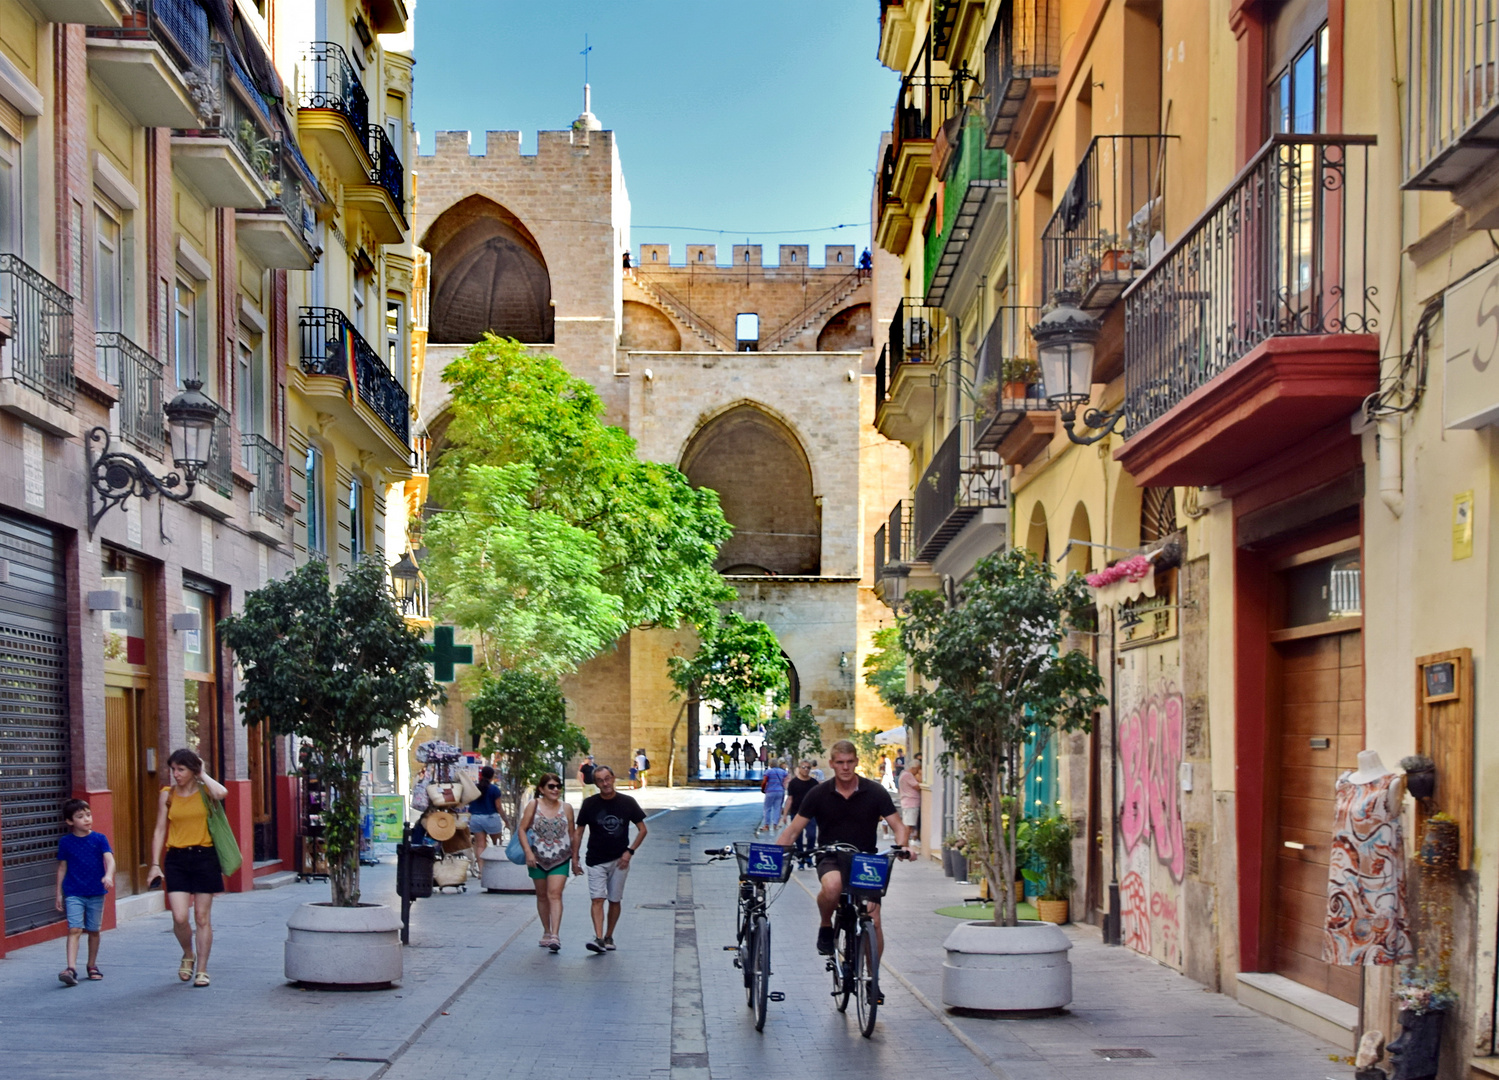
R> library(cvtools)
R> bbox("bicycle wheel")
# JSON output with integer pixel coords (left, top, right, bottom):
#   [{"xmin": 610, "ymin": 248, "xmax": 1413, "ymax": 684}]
[
  {"xmin": 738, "ymin": 900, "xmax": 754, "ymax": 994},
  {"xmin": 751, "ymin": 915, "xmax": 771, "ymax": 1031},
  {"xmin": 832, "ymin": 913, "xmax": 853, "ymax": 1013},
  {"xmin": 854, "ymin": 920, "xmax": 880, "ymax": 1037}
]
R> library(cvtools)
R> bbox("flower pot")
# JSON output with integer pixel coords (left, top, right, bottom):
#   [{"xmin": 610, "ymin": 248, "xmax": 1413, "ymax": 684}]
[
  {"xmin": 480, "ymin": 846, "xmax": 534, "ymax": 892},
  {"xmin": 1388, "ymin": 1007, "xmax": 1445, "ymax": 1080},
  {"xmin": 1003, "ymin": 381, "xmax": 1028, "ymax": 401},
  {"xmin": 284, "ymin": 902, "xmax": 402, "ymax": 989},
  {"xmin": 942, "ymin": 848, "xmax": 956, "ymax": 877},
  {"xmin": 952, "ymin": 851, "xmax": 969, "ymax": 882},
  {"xmin": 1100, "ymin": 248, "xmax": 1136, "ymax": 274},
  {"xmin": 941, "ymin": 920, "xmax": 1073, "ymax": 1012},
  {"xmin": 1036, "ymin": 898, "xmax": 1069, "ymax": 924}
]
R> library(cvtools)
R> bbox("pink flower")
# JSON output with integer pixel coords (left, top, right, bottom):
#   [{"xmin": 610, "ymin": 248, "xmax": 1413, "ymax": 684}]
[{"xmin": 1085, "ymin": 555, "xmax": 1153, "ymax": 589}]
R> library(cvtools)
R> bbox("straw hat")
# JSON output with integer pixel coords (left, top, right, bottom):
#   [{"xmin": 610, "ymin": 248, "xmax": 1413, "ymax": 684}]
[{"xmin": 424, "ymin": 810, "xmax": 457, "ymax": 841}]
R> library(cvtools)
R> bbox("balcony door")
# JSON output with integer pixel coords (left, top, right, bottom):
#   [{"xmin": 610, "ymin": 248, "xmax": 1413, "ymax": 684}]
[{"xmin": 102, "ymin": 549, "xmax": 158, "ymax": 896}]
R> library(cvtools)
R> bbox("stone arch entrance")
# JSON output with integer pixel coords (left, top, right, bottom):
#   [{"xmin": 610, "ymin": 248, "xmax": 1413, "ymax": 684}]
[
  {"xmin": 422, "ymin": 195, "xmax": 554, "ymax": 344},
  {"xmin": 621, "ymin": 300, "xmax": 680, "ymax": 350},
  {"xmin": 681, "ymin": 405, "xmax": 820, "ymax": 575},
  {"xmin": 816, "ymin": 303, "xmax": 872, "ymax": 351}
]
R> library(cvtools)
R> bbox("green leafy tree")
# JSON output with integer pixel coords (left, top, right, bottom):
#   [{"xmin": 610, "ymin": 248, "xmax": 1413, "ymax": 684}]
[
  {"xmin": 665, "ymin": 612, "xmax": 788, "ymax": 783},
  {"xmin": 766, "ymin": 703, "xmax": 823, "ymax": 764},
  {"xmin": 467, "ymin": 669, "xmax": 591, "ymax": 829},
  {"xmin": 849, "ymin": 728, "xmax": 882, "ymax": 776},
  {"xmin": 429, "ymin": 336, "xmax": 733, "ymax": 641},
  {"xmin": 862, "ymin": 626, "xmax": 907, "ymax": 707},
  {"xmin": 219, "ymin": 559, "xmax": 440, "ymax": 907},
  {"xmin": 894, "ymin": 549, "xmax": 1104, "ymax": 926}
]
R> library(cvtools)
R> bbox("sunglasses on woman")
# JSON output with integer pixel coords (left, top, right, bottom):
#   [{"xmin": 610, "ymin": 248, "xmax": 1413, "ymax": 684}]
[{"xmin": 543, "ymin": 783, "xmax": 560, "ymax": 790}]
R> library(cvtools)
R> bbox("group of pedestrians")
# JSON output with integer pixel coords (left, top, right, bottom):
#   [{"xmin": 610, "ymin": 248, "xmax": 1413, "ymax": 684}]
[{"xmin": 708, "ymin": 737, "xmax": 771, "ymax": 777}]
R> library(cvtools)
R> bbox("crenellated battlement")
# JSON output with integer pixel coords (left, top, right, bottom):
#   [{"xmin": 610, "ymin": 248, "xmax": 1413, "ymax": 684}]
[
  {"xmin": 634, "ymin": 243, "xmax": 862, "ymax": 271},
  {"xmin": 418, "ymin": 127, "xmax": 615, "ymax": 165}
]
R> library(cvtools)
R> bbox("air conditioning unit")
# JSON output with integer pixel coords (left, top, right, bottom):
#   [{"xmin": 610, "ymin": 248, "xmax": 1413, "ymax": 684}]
[{"xmin": 906, "ymin": 317, "xmax": 931, "ymax": 358}]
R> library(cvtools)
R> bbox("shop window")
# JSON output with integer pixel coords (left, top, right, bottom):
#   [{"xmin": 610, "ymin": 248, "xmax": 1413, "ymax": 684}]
[
  {"xmin": 305, "ymin": 445, "xmax": 327, "ymax": 556},
  {"xmin": 182, "ymin": 582, "xmax": 219, "ymax": 775}
]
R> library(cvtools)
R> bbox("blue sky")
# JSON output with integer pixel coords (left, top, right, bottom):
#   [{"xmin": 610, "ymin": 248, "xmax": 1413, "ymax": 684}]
[{"xmin": 409, "ymin": 1, "xmax": 899, "ymax": 266}]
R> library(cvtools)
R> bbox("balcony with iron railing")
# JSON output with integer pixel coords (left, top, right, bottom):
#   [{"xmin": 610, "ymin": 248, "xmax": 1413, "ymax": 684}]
[
  {"xmin": 242, "ymin": 433, "xmax": 284, "ymax": 526},
  {"xmin": 1404, "ymin": 0, "xmax": 1499, "ymax": 222},
  {"xmin": 888, "ymin": 74, "xmax": 939, "ymax": 205},
  {"xmin": 875, "ymin": 297, "xmax": 947, "ymax": 444},
  {"xmin": 874, "ymin": 499, "xmax": 912, "ymax": 581},
  {"xmin": 299, "ymin": 306, "xmax": 410, "ymax": 450},
  {"xmin": 200, "ymin": 393, "xmax": 233, "ymax": 499},
  {"xmin": 875, "ymin": 140, "xmax": 913, "ymax": 254},
  {"xmin": 1117, "ymin": 136, "xmax": 1379, "ymax": 489},
  {"xmin": 95, "ymin": 332, "xmax": 165, "ymax": 457},
  {"xmin": 296, "ymin": 41, "xmax": 372, "ymax": 184},
  {"xmin": 236, "ymin": 139, "xmax": 318, "ymax": 270},
  {"xmin": 1041, "ymin": 135, "xmax": 1174, "ymax": 314},
  {"xmin": 86, "ymin": 0, "xmax": 209, "ymax": 129},
  {"xmin": 171, "ymin": 42, "xmax": 275, "ymax": 209},
  {"xmin": 983, "ymin": 0, "xmax": 1060, "ymax": 160},
  {"xmin": 344, "ymin": 123, "xmax": 408, "ymax": 244},
  {"xmin": 0, "ymin": 254, "xmax": 75, "ymax": 435},
  {"xmin": 924, "ymin": 110, "xmax": 1006, "ymax": 305},
  {"xmin": 971, "ymin": 306, "xmax": 1054, "ymax": 466},
  {"xmin": 911, "ymin": 419, "xmax": 1007, "ymax": 562}
]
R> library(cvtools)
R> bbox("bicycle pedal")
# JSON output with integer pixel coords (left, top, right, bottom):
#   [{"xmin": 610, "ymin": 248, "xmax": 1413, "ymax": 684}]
[
  {"xmin": 722, "ymin": 945, "xmax": 739, "ymax": 951},
  {"xmin": 768, "ymin": 992, "xmax": 785, "ymax": 1002}
]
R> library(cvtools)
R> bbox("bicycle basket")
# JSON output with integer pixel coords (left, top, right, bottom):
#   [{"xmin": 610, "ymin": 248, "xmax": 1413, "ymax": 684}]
[
  {"xmin": 836, "ymin": 850, "xmax": 895, "ymax": 897},
  {"xmin": 733, "ymin": 842, "xmax": 793, "ymax": 883}
]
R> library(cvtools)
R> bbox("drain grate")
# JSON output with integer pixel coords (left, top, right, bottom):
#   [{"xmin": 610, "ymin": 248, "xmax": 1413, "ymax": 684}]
[{"xmin": 1092, "ymin": 1049, "xmax": 1155, "ymax": 1060}]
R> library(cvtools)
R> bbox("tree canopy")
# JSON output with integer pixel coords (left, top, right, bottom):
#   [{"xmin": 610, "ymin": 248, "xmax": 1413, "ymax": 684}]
[
  {"xmin": 766, "ymin": 703, "xmax": 823, "ymax": 765},
  {"xmin": 893, "ymin": 549, "xmax": 1104, "ymax": 926},
  {"xmin": 667, "ymin": 611, "xmax": 788, "ymax": 718},
  {"xmin": 862, "ymin": 625, "xmax": 907, "ymax": 708},
  {"xmin": 467, "ymin": 669, "xmax": 590, "ymax": 829},
  {"xmin": 219, "ymin": 558, "xmax": 440, "ymax": 906}
]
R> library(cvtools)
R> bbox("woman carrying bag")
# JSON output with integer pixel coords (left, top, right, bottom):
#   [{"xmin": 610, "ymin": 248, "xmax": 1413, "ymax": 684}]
[
  {"xmin": 517, "ymin": 773, "xmax": 575, "ymax": 953},
  {"xmin": 147, "ymin": 748, "xmax": 235, "ymax": 987}
]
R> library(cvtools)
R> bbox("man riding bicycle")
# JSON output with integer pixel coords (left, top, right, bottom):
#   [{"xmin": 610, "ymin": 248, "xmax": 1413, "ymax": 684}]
[{"xmin": 775, "ymin": 739, "xmax": 909, "ymax": 955}]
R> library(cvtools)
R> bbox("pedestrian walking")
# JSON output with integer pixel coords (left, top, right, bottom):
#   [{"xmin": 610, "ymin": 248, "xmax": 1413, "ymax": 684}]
[
  {"xmin": 729, "ymin": 739, "xmax": 742, "ymax": 775},
  {"xmin": 466, "ymin": 765, "xmax": 505, "ymax": 858},
  {"xmin": 714, "ymin": 740, "xmax": 728, "ymax": 778},
  {"xmin": 758, "ymin": 758, "xmax": 788, "ymax": 834},
  {"xmin": 577, "ymin": 754, "xmax": 597, "ymax": 796},
  {"xmin": 54, "ymin": 799, "xmax": 114, "ymax": 986},
  {"xmin": 635, "ymin": 748, "xmax": 650, "ymax": 788},
  {"xmin": 571, "ymin": 765, "xmax": 647, "ymax": 953},
  {"xmin": 517, "ymin": 773, "xmax": 576, "ymax": 953},
  {"xmin": 146, "ymin": 748, "xmax": 228, "ymax": 988},
  {"xmin": 898, "ymin": 761, "xmax": 923, "ymax": 843},
  {"xmin": 782, "ymin": 761, "xmax": 820, "ymax": 867}
]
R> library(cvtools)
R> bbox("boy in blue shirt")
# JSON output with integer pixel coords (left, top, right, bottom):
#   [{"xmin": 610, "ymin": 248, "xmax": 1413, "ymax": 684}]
[{"xmin": 55, "ymin": 798, "xmax": 114, "ymax": 986}]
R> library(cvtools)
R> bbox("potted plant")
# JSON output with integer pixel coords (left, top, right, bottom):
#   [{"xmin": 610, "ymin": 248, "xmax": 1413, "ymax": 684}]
[
  {"xmin": 889, "ymin": 548, "xmax": 1104, "ymax": 1012},
  {"xmin": 1388, "ymin": 971, "xmax": 1454, "ymax": 1079},
  {"xmin": 1023, "ymin": 813, "xmax": 1074, "ymax": 924},
  {"xmin": 466, "ymin": 669, "xmax": 590, "ymax": 892},
  {"xmin": 219, "ymin": 558, "xmax": 441, "ymax": 988},
  {"xmin": 1001, "ymin": 357, "xmax": 1040, "ymax": 401},
  {"xmin": 942, "ymin": 833, "xmax": 960, "ymax": 877},
  {"xmin": 1399, "ymin": 754, "xmax": 1436, "ymax": 802}
]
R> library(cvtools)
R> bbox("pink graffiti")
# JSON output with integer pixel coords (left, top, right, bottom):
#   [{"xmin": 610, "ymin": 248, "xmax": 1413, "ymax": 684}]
[
  {"xmin": 1120, "ymin": 870, "xmax": 1151, "ymax": 954},
  {"xmin": 1151, "ymin": 890, "xmax": 1181, "ymax": 967},
  {"xmin": 1119, "ymin": 687, "xmax": 1186, "ymax": 881}
]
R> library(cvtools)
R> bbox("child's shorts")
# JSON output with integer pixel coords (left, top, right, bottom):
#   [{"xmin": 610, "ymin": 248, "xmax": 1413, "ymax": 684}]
[
  {"xmin": 628, "ymin": 768, "xmax": 638, "ymax": 781},
  {"xmin": 64, "ymin": 894, "xmax": 105, "ymax": 932}
]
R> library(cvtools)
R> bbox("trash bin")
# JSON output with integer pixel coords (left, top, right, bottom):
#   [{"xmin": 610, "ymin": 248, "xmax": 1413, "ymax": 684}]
[{"xmin": 397, "ymin": 842, "xmax": 435, "ymax": 900}]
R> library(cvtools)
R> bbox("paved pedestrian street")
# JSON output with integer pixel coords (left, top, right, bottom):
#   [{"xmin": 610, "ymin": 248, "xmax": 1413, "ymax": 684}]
[{"xmin": 0, "ymin": 795, "xmax": 1353, "ymax": 1080}]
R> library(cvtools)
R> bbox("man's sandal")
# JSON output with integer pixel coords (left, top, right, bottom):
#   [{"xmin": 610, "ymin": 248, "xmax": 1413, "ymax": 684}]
[
  {"xmin": 86, "ymin": 966, "xmax": 103, "ymax": 980},
  {"xmin": 178, "ymin": 956, "xmax": 195, "ymax": 982},
  {"xmin": 193, "ymin": 971, "xmax": 210, "ymax": 987},
  {"xmin": 58, "ymin": 968, "xmax": 77, "ymax": 987}
]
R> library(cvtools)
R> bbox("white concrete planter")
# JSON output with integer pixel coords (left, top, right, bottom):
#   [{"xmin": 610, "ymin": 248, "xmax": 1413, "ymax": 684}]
[
  {"xmin": 479, "ymin": 847, "xmax": 533, "ymax": 892},
  {"xmin": 941, "ymin": 920, "xmax": 1073, "ymax": 1012},
  {"xmin": 284, "ymin": 902, "xmax": 402, "ymax": 988}
]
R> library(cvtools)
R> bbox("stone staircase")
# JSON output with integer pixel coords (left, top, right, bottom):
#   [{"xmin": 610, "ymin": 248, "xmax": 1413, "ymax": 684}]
[
  {"xmin": 764, "ymin": 269, "xmax": 866, "ymax": 352},
  {"xmin": 630, "ymin": 273, "xmax": 734, "ymax": 352}
]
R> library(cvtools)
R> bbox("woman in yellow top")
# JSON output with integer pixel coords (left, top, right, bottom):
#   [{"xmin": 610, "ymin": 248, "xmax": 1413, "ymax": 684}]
[{"xmin": 147, "ymin": 748, "xmax": 228, "ymax": 987}]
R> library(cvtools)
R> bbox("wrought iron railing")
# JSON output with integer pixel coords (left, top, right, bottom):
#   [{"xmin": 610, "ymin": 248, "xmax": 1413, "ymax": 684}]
[
  {"xmin": 366, "ymin": 123, "xmax": 405, "ymax": 215},
  {"xmin": 874, "ymin": 499, "xmax": 910, "ymax": 580},
  {"xmin": 180, "ymin": 42, "xmax": 275, "ymax": 185},
  {"xmin": 925, "ymin": 111, "xmax": 1006, "ymax": 300},
  {"xmin": 91, "ymin": 0, "xmax": 210, "ymax": 77},
  {"xmin": 892, "ymin": 74, "xmax": 936, "ymax": 161},
  {"xmin": 95, "ymin": 332, "xmax": 165, "ymax": 456},
  {"xmin": 983, "ymin": 0, "xmax": 1061, "ymax": 147},
  {"xmin": 243, "ymin": 433, "xmax": 284, "ymax": 523},
  {"xmin": 889, "ymin": 297, "xmax": 945, "ymax": 371},
  {"xmin": 297, "ymin": 42, "xmax": 369, "ymax": 137},
  {"xmin": 1404, "ymin": 0, "xmax": 1499, "ymax": 188},
  {"xmin": 1123, "ymin": 136, "xmax": 1376, "ymax": 434},
  {"xmin": 264, "ymin": 140, "xmax": 314, "ymax": 243},
  {"xmin": 299, "ymin": 306, "xmax": 410, "ymax": 444},
  {"xmin": 912, "ymin": 420, "xmax": 1006, "ymax": 561},
  {"xmin": 1041, "ymin": 135, "xmax": 1174, "ymax": 309},
  {"xmin": 0, "ymin": 254, "xmax": 74, "ymax": 411},
  {"xmin": 972, "ymin": 306, "xmax": 1048, "ymax": 451},
  {"xmin": 201, "ymin": 392, "xmax": 233, "ymax": 497}
]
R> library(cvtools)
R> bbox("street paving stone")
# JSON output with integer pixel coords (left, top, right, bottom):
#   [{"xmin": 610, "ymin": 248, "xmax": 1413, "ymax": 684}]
[{"xmin": 0, "ymin": 790, "xmax": 1355, "ymax": 1079}]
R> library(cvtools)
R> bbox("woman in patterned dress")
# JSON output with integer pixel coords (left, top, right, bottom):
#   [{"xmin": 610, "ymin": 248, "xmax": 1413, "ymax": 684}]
[{"xmin": 518, "ymin": 773, "xmax": 576, "ymax": 953}]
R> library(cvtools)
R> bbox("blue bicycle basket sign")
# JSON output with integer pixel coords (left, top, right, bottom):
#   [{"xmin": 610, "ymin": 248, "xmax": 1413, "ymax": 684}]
[
  {"xmin": 746, "ymin": 844, "xmax": 787, "ymax": 880},
  {"xmin": 849, "ymin": 853, "xmax": 891, "ymax": 890}
]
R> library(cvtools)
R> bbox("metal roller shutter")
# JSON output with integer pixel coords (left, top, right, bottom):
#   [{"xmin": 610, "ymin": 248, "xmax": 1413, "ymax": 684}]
[{"xmin": 0, "ymin": 510, "xmax": 69, "ymax": 934}]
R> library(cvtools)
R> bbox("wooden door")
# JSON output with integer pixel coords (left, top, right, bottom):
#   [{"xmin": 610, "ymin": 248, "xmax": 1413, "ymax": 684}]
[
  {"xmin": 1271, "ymin": 630, "xmax": 1362, "ymax": 1005},
  {"xmin": 104, "ymin": 686, "xmax": 142, "ymax": 894}
]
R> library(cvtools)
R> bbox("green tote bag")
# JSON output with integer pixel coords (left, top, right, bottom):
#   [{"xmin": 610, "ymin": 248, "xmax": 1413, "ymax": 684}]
[{"xmin": 200, "ymin": 788, "xmax": 244, "ymax": 877}]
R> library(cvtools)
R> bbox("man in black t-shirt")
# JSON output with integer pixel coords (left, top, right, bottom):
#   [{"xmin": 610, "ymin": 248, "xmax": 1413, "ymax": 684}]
[
  {"xmin": 781, "ymin": 761, "xmax": 821, "ymax": 868},
  {"xmin": 576, "ymin": 754, "xmax": 597, "ymax": 795},
  {"xmin": 776, "ymin": 740, "xmax": 908, "ymax": 955},
  {"xmin": 571, "ymin": 765, "xmax": 647, "ymax": 954}
]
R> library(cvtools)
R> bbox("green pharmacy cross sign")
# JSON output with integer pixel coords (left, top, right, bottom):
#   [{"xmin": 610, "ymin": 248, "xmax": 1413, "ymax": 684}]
[{"xmin": 424, "ymin": 625, "xmax": 473, "ymax": 683}]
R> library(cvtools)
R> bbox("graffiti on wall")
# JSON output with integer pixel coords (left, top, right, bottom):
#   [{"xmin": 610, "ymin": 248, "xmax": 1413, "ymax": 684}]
[
  {"xmin": 1119, "ymin": 685, "xmax": 1186, "ymax": 882},
  {"xmin": 1150, "ymin": 889, "xmax": 1182, "ymax": 969},
  {"xmin": 1120, "ymin": 870, "xmax": 1151, "ymax": 954}
]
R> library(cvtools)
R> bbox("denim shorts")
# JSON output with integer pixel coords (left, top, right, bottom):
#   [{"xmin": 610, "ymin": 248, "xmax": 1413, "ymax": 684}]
[
  {"xmin": 468, "ymin": 813, "xmax": 505, "ymax": 836},
  {"xmin": 64, "ymin": 894, "xmax": 105, "ymax": 932}
]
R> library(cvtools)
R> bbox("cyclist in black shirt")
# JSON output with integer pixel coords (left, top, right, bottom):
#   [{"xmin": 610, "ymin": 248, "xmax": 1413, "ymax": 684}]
[{"xmin": 776, "ymin": 740, "xmax": 908, "ymax": 955}]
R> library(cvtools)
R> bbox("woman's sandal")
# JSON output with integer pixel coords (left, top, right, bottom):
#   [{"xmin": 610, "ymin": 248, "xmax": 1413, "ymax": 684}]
[
  {"xmin": 58, "ymin": 968, "xmax": 77, "ymax": 987},
  {"xmin": 86, "ymin": 965, "xmax": 103, "ymax": 981},
  {"xmin": 178, "ymin": 956, "xmax": 195, "ymax": 982},
  {"xmin": 193, "ymin": 971, "xmax": 210, "ymax": 987}
]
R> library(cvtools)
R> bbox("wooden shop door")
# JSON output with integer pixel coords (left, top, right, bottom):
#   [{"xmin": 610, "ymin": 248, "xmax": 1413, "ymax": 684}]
[
  {"xmin": 104, "ymin": 682, "xmax": 154, "ymax": 895},
  {"xmin": 1270, "ymin": 628, "xmax": 1362, "ymax": 1005}
]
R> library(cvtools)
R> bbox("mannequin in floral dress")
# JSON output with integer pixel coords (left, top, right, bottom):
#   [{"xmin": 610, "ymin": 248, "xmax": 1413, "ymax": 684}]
[{"xmin": 1323, "ymin": 750, "xmax": 1414, "ymax": 965}]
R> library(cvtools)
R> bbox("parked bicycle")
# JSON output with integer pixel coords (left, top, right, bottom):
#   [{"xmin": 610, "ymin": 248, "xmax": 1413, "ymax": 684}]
[
  {"xmin": 706, "ymin": 841, "xmax": 792, "ymax": 1031},
  {"xmin": 811, "ymin": 841, "xmax": 903, "ymax": 1038}
]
